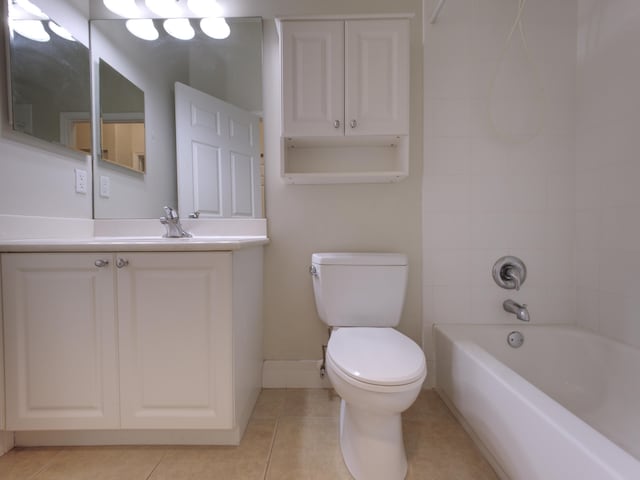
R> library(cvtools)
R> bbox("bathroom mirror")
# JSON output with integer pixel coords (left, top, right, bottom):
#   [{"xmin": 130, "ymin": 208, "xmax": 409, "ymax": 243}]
[
  {"xmin": 5, "ymin": 0, "xmax": 91, "ymax": 153},
  {"xmin": 90, "ymin": 17, "xmax": 263, "ymax": 219},
  {"xmin": 99, "ymin": 59, "xmax": 146, "ymax": 173}
]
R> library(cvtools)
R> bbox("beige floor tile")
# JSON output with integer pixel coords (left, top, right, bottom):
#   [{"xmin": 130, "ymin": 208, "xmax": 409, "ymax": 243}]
[
  {"xmin": 31, "ymin": 446, "xmax": 166, "ymax": 480},
  {"xmin": 149, "ymin": 419, "xmax": 276, "ymax": 480},
  {"xmin": 282, "ymin": 388, "xmax": 341, "ymax": 418},
  {"xmin": 404, "ymin": 418, "xmax": 498, "ymax": 480},
  {"xmin": 0, "ymin": 447, "xmax": 61, "ymax": 480},
  {"xmin": 403, "ymin": 389, "xmax": 456, "ymax": 422},
  {"xmin": 250, "ymin": 389, "xmax": 287, "ymax": 420},
  {"xmin": 266, "ymin": 416, "xmax": 351, "ymax": 480}
]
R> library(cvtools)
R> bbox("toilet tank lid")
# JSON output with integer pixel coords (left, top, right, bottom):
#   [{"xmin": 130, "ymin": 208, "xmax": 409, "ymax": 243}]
[{"xmin": 312, "ymin": 253, "xmax": 407, "ymax": 266}]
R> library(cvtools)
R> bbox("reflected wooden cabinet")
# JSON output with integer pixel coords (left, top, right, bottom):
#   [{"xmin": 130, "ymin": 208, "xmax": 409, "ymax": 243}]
[{"xmin": 1, "ymin": 250, "xmax": 261, "ymax": 433}]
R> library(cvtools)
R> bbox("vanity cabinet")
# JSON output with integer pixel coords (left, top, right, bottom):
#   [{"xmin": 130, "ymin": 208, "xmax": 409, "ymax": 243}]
[
  {"xmin": 279, "ymin": 17, "xmax": 410, "ymax": 184},
  {"xmin": 2, "ymin": 250, "xmax": 261, "ymax": 435},
  {"xmin": 2, "ymin": 253, "xmax": 119, "ymax": 430},
  {"xmin": 117, "ymin": 252, "xmax": 233, "ymax": 429}
]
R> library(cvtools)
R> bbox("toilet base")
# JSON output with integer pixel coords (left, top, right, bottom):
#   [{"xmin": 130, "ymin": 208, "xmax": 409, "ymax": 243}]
[{"xmin": 339, "ymin": 399, "xmax": 408, "ymax": 480}]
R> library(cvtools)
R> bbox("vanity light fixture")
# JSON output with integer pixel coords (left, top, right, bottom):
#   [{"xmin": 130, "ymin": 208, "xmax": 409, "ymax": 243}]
[
  {"xmin": 103, "ymin": 0, "xmax": 140, "ymax": 18},
  {"xmin": 145, "ymin": 0, "xmax": 182, "ymax": 18},
  {"xmin": 126, "ymin": 18, "xmax": 159, "ymax": 41},
  {"xmin": 200, "ymin": 17, "xmax": 230, "ymax": 39},
  {"xmin": 163, "ymin": 18, "xmax": 195, "ymax": 40},
  {"xmin": 13, "ymin": 0, "xmax": 48, "ymax": 19},
  {"xmin": 11, "ymin": 19, "xmax": 50, "ymax": 42},
  {"xmin": 48, "ymin": 21, "xmax": 75, "ymax": 41},
  {"xmin": 187, "ymin": 0, "xmax": 222, "ymax": 17}
]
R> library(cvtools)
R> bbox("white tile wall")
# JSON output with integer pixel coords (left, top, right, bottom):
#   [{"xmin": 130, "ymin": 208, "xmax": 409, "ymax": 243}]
[
  {"xmin": 423, "ymin": 0, "xmax": 578, "ymax": 382},
  {"xmin": 575, "ymin": 0, "xmax": 640, "ymax": 349},
  {"xmin": 424, "ymin": 0, "xmax": 640, "ymax": 376}
]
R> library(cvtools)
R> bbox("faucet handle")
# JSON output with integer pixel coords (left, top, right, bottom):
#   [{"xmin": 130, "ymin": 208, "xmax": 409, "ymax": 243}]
[
  {"xmin": 163, "ymin": 206, "xmax": 178, "ymax": 219},
  {"xmin": 492, "ymin": 256, "xmax": 527, "ymax": 290}
]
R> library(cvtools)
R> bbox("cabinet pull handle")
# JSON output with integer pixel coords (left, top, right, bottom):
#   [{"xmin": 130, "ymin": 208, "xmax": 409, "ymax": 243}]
[
  {"xmin": 350, "ymin": 119, "xmax": 357, "ymax": 129},
  {"xmin": 116, "ymin": 258, "xmax": 129, "ymax": 269},
  {"xmin": 333, "ymin": 120, "xmax": 341, "ymax": 129},
  {"xmin": 94, "ymin": 259, "xmax": 109, "ymax": 268}
]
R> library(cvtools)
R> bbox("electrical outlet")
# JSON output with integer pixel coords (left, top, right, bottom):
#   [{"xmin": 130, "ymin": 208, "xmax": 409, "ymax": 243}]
[
  {"xmin": 75, "ymin": 168, "xmax": 87, "ymax": 194},
  {"xmin": 99, "ymin": 176, "xmax": 110, "ymax": 198}
]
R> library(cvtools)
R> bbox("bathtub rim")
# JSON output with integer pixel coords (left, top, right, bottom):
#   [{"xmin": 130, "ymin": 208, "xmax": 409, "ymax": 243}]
[{"xmin": 434, "ymin": 323, "xmax": 640, "ymax": 480}]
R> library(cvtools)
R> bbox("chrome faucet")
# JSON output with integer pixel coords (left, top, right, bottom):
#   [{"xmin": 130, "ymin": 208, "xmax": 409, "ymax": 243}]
[
  {"xmin": 503, "ymin": 299, "xmax": 530, "ymax": 322},
  {"xmin": 159, "ymin": 206, "xmax": 192, "ymax": 238}
]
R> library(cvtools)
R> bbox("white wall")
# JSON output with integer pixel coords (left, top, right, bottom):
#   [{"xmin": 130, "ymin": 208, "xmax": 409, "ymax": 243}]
[
  {"xmin": 422, "ymin": 0, "xmax": 578, "ymax": 382},
  {"xmin": 258, "ymin": 0, "xmax": 424, "ymax": 362},
  {"xmin": 575, "ymin": 0, "xmax": 640, "ymax": 348}
]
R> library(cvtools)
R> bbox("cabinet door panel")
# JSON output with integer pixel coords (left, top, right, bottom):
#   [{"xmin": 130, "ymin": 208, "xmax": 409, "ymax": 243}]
[
  {"xmin": 2, "ymin": 253, "xmax": 118, "ymax": 430},
  {"xmin": 117, "ymin": 252, "xmax": 233, "ymax": 429},
  {"xmin": 282, "ymin": 20, "xmax": 344, "ymax": 136},
  {"xmin": 345, "ymin": 19, "xmax": 410, "ymax": 135}
]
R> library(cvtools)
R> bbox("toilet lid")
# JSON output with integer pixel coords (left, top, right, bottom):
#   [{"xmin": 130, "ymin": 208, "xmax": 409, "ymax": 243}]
[{"xmin": 327, "ymin": 328, "xmax": 426, "ymax": 386}]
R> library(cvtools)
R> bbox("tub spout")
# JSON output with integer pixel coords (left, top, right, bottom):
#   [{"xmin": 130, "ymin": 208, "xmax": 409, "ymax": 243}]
[{"xmin": 503, "ymin": 299, "xmax": 529, "ymax": 322}]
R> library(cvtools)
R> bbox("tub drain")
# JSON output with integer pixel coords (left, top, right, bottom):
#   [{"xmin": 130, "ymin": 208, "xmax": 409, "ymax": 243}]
[{"xmin": 507, "ymin": 331, "xmax": 524, "ymax": 348}]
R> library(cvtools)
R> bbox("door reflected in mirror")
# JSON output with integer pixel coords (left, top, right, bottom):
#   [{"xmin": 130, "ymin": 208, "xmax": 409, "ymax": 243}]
[
  {"xmin": 6, "ymin": 0, "xmax": 91, "ymax": 153},
  {"xmin": 99, "ymin": 59, "xmax": 146, "ymax": 173}
]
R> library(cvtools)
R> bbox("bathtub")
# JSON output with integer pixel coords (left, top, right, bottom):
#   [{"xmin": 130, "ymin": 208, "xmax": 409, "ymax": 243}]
[{"xmin": 434, "ymin": 324, "xmax": 640, "ymax": 480}]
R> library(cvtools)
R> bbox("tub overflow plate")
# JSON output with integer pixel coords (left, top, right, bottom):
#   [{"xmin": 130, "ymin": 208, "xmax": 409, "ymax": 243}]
[{"xmin": 507, "ymin": 331, "xmax": 524, "ymax": 348}]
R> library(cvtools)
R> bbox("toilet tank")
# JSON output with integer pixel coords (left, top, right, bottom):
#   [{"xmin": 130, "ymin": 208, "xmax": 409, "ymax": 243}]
[{"xmin": 311, "ymin": 253, "xmax": 408, "ymax": 327}]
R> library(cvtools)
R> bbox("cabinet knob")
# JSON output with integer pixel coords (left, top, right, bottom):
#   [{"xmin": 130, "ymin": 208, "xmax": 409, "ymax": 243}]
[
  {"xmin": 333, "ymin": 120, "xmax": 341, "ymax": 129},
  {"xmin": 94, "ymin": 259, "xmax": 109, "ymax": 268},
  {"xmin": 350, "ymin": 119, "xmax": 357, "ymax": 129},
  {"xmin": 116, "ymin": 258, "xmax": 129, "ymax": 269}
]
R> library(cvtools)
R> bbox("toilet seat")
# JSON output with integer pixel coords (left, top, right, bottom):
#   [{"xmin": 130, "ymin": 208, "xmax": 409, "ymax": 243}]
[{"xmin": 327, "ymin": 327, "xmax": 426, "ymax": 387}]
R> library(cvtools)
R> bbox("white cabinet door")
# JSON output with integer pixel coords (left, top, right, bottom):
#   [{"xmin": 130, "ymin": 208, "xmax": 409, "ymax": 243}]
[
  {"xmin": 117, "ymin": 252, "xmax": 233, "ymax": 429},
  {"xmin": 281, "ymin": 20, "xmax": 344, "ymax": 137},
  {"xmin": 2, "ymin": 253, "xmax": 119, "ymax": 430},
  {"xmin": 345, "ymin": 19, "xmax": 410, "ymax": 136},
  {"xmin": 281, "ymin": 19, "xmax": 409, "ymax": 138}
]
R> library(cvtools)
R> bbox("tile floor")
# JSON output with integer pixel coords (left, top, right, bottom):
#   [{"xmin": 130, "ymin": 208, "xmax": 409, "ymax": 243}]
[{"xmin": 0, "ymin": 389, "xmax": 498, "ymax": 480}]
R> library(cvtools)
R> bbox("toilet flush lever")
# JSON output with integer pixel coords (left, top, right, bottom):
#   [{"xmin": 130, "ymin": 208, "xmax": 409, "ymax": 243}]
[{"xmin": 309, "ymin": 265, "xmax": 318, "ymax": 278}]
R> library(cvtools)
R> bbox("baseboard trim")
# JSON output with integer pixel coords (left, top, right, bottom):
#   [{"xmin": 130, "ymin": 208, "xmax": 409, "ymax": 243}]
[{"xmin": 262, "ymin": 360, "xmax": 331, "ymax": 388}]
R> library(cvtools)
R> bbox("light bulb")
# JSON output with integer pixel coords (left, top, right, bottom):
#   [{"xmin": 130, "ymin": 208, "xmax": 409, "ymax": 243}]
[
  {"xmin": 200, "ymin": 17, "xmax": 230, "ymax": 40},
  {"xmin": 103, "ymin": 0, "xmax": 140, "ymax": 18},
  {"xmin": 164, "ymin": 18, "xmax": 195, "ymax": 40},
  {"xmin": 48, "ymin": 21, "xmax": 75, "ymax": 41},
  {"xmin": 14, "ymin": 0, "xmax": 48, "ymax": 19},
  {"xmin": 187, "ymin": 0, "xmax": 222, "ymax": 17},
  {"xmin": 11, "ymin": 19, "xmax": 50, "ymax": 42},
  {"xmin": 145, "ymin": 0, "xmax": 182, "ymax": 17},
  {"xmin": 126, "ymin": 19, "xmax": 159, "ymax": 41}
]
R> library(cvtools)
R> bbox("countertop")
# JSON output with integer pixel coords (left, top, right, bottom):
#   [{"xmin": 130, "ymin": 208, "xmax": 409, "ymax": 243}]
[{"xmin": 0, "ymin": 236, "xmax": 269, "ymax": 252}]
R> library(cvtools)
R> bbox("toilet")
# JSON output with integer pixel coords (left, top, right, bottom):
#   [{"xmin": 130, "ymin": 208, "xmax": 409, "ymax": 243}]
[{"xmin": 310, "ymin": 252, "xmax": 426, "ymax": 480}]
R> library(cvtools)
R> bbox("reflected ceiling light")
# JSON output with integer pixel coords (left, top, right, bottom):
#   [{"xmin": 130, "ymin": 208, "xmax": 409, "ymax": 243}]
[
  {"xmin": 126, "ymin": 19, "xmax": 159, "ymax": 41},
  {"xmin": 103, "ymin": 0, "xmax": 140, "ymax": 18},
  {"xmin": 164, "ymin": 18, "xmax": 195, "ymax": 40},
  {"xmin": 145, "ymin": 0, "xmax": 182, "ymax": 18},
  {"xmin": 14, "ymin": 0, "xmax": 48, "ymax": 19},
  {"xmin": 48, "ymin": 21, "xmax": 75, "ymax": 41},
  {"xmin": 187, "ymin": 0, "xmax": 222, "ymax": 17},
  {"xmin": 200, "ymin": 17, "xmax": 230, "ymax": 40},
  {"xmin": 11, "ymin": 19, "xmax": 50, "ymax": 42}
]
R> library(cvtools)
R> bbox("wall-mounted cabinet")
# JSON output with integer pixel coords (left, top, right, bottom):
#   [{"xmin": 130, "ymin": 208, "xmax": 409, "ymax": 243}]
[
  {"xmin": 279, "ymin": 16, "xmax": 410, "ymax": 184},
  {"xmin": 1, "ymin": 249, "xmax": 262, "ymax": 439}
]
